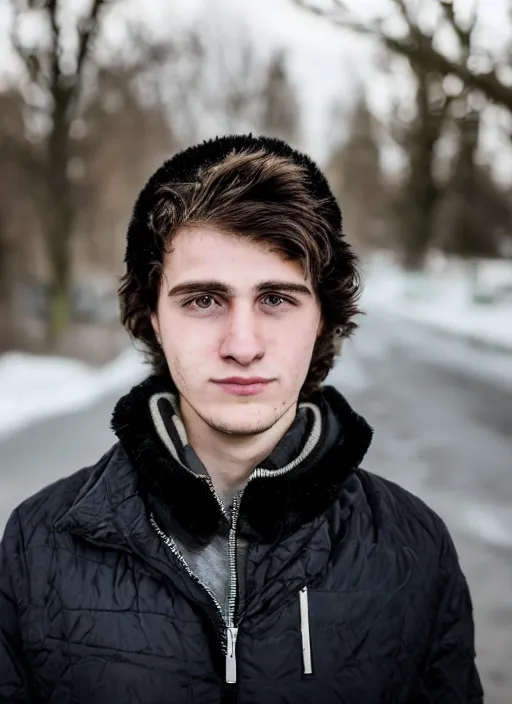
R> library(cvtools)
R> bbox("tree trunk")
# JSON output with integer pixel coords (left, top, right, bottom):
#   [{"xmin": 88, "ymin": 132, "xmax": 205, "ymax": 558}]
[
  {"xmin": 0, "ymin": 212, "xmax": 16, "ymax": 352},
  {"xmin": 45, "ymin": 231, "xmax": 72, "ymax": 349},
  {"xmin": 44, "ymin": 88, "xmax": 74, "ymax": 350},
  {"xmin": 400, "ymin": 67, "xmax": 444, "ymax": 270}
]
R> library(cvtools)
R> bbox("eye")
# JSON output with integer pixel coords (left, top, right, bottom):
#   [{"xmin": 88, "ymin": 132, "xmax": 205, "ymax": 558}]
[
  {"xmin": 194, "ymin": 295, "xmax": 215, "ymax": 309},
  {"xmin": 183, "ymin": 295, "xmax": 216, "ymax": 310},
  {"xmin": 262, "ymin": 294, "xmax": 286, "ymax": 307}
]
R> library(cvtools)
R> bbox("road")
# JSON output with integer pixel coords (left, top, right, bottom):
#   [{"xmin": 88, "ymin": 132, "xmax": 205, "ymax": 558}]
[{"xmin": 1, "ymin": 310, "xmax": 511, "ymax": 703}]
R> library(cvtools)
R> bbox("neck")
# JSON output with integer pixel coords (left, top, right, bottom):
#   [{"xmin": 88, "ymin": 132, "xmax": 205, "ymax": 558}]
[{"xmin": 179, "ymin": 401, "xmax": 298, "ymax": 497}]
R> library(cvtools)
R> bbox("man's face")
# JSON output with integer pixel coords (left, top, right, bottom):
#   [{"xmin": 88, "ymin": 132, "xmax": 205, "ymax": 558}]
[{"xmin": 151, "ymin": 225, "xmax": 323, "ymax": 436}]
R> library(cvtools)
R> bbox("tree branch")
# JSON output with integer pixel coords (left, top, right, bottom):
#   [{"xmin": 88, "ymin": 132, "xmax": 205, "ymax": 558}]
[
  {"xmin": 9, "ymin": 0, "xmax": 44, "ymax": 85},
  {"xmin": 292, "ymin": 0, "xmax": 367, "ymax": 30},
  {"xmin": 75, "ymin": 0, "xmax": 105, "ymax": 81},
  {"xmin": 392, "ymin": 0, "xmax": 413, "ymax": 26},
  {"xmin": 293, "ymin": 0, "xmax": 512, "ymax": 113},
  {"xmin": 384, "ymin": 34, "xmax": 512, "ymax": 110},
  {"xmin": 439, "ymin": 0, "xmax": 477, "ymax": 50},
  {"xmin": 48, "ymin": 0, "xmax": 62, "ymax": 91}
]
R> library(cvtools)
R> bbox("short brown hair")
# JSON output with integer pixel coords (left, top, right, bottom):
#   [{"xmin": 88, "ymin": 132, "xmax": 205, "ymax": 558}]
[{"xmin": 119, "ymin": 136, "xmax": 362, "ymax": 400}]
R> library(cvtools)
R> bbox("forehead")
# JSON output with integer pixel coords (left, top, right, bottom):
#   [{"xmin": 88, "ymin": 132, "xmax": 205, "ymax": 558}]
[{"xmin": 164, "ymin": 226, "xmax": 307, "ymax": 284}]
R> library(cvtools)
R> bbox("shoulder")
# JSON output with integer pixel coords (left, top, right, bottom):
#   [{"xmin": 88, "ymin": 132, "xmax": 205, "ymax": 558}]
[
  {"xmin": 1, "ymin": 444, "xmax": 117, "ymax": 553},
  {"xmin": 355, "ymin": 468, "xmax": 456, "ymax": 560}
]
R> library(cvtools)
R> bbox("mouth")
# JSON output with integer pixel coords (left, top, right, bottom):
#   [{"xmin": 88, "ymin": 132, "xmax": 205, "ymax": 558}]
[{"xmin": 212, "ymin": 377, "xmax": 274, "ymax": 397}]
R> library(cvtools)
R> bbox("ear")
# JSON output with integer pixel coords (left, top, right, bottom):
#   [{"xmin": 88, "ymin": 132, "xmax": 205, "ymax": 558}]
[{"xmin": 151, "ymin": 312, "xmax": 161, "ymax": 340}]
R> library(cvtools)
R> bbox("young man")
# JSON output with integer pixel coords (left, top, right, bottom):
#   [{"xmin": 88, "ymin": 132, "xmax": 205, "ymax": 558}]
[{"xmin": 0, "ymin": 135, "xmax": 482, "ymax": 703}]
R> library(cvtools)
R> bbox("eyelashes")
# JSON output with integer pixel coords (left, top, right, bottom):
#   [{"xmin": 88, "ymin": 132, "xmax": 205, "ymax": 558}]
[{"xmin": 181, "ymin": 294, "xmax": 296, "ymax": 312}]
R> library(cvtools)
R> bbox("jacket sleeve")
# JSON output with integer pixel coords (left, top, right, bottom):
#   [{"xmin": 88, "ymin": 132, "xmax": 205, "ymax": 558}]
[
  {"xmin": 415, "ymin": 528, "xmax": 484, "ymax": 703},
  {"xmin": 0, "ymin": 510, "xmax": 32, "ymax": 703}
]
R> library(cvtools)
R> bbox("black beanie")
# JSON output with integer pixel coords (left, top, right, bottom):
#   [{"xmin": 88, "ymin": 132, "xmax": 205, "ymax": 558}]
[{"xmin": 124, "ymin": 134, "xmax": 342, "ymax": 284}]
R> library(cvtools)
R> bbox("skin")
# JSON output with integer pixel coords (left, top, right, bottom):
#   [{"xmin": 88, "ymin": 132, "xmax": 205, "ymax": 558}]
[{"xmin": 151, "ymin": 225, "xmax": 323, "ymax": 496}]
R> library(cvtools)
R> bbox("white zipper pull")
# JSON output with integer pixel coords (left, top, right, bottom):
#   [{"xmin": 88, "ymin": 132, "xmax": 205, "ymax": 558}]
[
  {"xmin": 299, "ymin": 586, "xmax": 313, "ymax": 675},
  {"xmin": 226, "ymin": 626, "xmax": 239, "ymax": 683}
]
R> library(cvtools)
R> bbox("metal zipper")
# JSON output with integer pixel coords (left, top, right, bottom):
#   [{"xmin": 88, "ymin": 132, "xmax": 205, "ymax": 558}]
[
  {"xmin": 222, "ymin": 403, "xmax": 321, "ymax": 685},
  {"xmin": 205, "ymin": 476, "xmax": 230, "ymax": 520},
  {"xmin": 151, "ymin": 494, "xmax": 243, "ymax": 685},
  {"xmin": 149, "ymin": 514, "xmax": 228, "ymax": 650},
  {"xmin": 150, "ymin": 400, "xmax": 323, "ymax": 686},
  {"xmin": 225, "ymin": 492, "xmax": 242, "ymax": 684},
  {"xmin": 299, "ymin": 586, "xmax": 313, "ymax": 675}
]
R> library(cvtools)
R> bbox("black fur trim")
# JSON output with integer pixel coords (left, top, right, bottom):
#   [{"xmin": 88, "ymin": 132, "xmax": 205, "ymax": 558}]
[
  {"xmin": 124, "ymin": 134, "xmax": 342, "ymax": 285},
  {"xmin": 111, "ymin": 377, "xmax": 373, "ymax": 544},
  {"xmin": 238, "ymin": 387, "xmax": 373, "ymax": 543},
  {"xmin": 111, "ymin": 376, "xmax": 224, "ymax": 542}
]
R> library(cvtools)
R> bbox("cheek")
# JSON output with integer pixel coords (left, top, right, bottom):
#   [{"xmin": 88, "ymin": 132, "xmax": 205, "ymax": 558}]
[
  {"xmin": 277, "ymin": 321, "xmax": 319, "ymax": 373},
  {"xmin": 163, "ymin": 329, "xmax": 218, "ymax": 377}
]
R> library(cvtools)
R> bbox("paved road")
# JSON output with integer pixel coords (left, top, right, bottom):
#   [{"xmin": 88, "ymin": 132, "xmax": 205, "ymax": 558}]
[{"xmin": 1, "ymin": 310, "xmax": 511, "ymax": 703}]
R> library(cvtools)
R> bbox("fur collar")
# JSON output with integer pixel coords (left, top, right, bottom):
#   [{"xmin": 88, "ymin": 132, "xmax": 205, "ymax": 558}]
[{"xmin": 111, "ymin": 376, "xmax": 373, "ymax": 544}]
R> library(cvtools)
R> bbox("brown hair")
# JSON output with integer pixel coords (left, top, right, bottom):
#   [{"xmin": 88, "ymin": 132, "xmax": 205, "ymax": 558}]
[{"xmin": 119, "ymin": 141, "xmax": 362, "ymax": 400}]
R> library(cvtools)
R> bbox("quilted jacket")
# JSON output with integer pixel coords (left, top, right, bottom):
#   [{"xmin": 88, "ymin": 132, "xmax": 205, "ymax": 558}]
[{"xmin": 0, "ymin": 378, "xmax": 483, "ymax": 703}]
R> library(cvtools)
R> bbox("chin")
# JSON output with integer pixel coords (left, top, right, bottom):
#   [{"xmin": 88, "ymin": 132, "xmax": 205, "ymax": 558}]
[{"xmin": 204, "ymin": 403, "xmax": 281, "ymax": 436}]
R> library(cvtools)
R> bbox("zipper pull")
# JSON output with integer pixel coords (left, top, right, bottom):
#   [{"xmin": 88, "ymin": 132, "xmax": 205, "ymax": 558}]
[{"xmin": 226, "ymin": 626, "xmax": 238, "ymax": 683}]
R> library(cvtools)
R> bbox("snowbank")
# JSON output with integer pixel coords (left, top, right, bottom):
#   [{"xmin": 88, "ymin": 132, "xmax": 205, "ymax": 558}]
[
  {"xmin": 362, "ymin": 255, "xmax": 512, "ymax": 350},
  {"xmin": 1, "ymin": 254, "xmax": 510, "ymax": 441},
  {"xmin": 0, "ymin": 346, "xmax": 148, "ymax": 441}
]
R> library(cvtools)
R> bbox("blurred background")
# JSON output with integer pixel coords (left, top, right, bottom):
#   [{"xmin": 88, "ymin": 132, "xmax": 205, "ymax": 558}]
[{"xmin": 0, "ymin": 0, "xmax": 511, "ymax": 700}]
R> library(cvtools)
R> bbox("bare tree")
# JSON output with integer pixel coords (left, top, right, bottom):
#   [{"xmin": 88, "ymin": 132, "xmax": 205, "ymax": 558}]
[
  {"xmin": 9, "ymin": 0, "xmax": 113, "ymax": 347},
  {"xmin": 437, "ymin": 115, "xmax": 511, "ymax": 260},
  {"xmin": 297, "ymin": 0, "xmax": 506, "ymax": 267},
  {"xmin": 297, "ymin": 0, "xmax": 454, "ymax": 266},
  {"xmin": 74, "ymin": 61, "xmax": 176, "ymax": 272},
  {"xmin": 294, "ymin": 0, "xmax": 512, "ymax": 113},
  {"xmin": 393, "ymin": 65, "xmax": 452, "ymax": 268},
  {"xmin": 158, "ymin": 26, "xmax": 264, "ymax": 146},
  {"xmin": 0, "ymin": 88, "xmax": 41, "ymax": 350},
  {"xmin": 326, "ymin": 93, "xmax": 390, "ymax": 253},
  {"xmin": 433, "ymin": 4, "xmax": 490, "ymax": 259},
  {"xmin": 260, "ymin": 50, "xmax": 301, "ymax": 146}
]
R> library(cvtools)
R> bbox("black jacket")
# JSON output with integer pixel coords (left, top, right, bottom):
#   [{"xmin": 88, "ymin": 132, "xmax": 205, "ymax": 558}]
[{"xmin": 0, "ymin": 379, "xmax": 483, "ymax": 703}]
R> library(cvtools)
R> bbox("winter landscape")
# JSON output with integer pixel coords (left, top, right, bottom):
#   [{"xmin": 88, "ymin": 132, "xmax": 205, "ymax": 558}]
[{"xmin": 1, "ymin": 0, "xmax": 512, "ymax": 701}]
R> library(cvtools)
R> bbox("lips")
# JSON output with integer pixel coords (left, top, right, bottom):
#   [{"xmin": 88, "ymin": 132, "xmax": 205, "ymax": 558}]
[
  {"xmin": 212, "ymin": 378, "xmax": 273, "ymax": 397},
  {"xmin": 215, "ymin": 377, "xmax": 272, "ymax": 385}
]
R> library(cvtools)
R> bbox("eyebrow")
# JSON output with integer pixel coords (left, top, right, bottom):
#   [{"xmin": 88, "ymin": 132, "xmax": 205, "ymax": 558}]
[{"xmin": 167, "ymin": 279, "xmax": 313, "ymax": 298}]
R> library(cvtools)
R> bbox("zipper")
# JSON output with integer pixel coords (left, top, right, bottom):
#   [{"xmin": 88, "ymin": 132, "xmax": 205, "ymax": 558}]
[
  {"xmin": 226, "ymin": 624, "xmax": 239, "ymax": 684},
  {"xmin": 299, "ymin": 586, "xmax": 313, "ymax": 675},
  {"xmin": 151, "ymin": 490, "xmax": 244, "ymax": 684},
  {"xmin": 225, "ymin": 492, "xmax": 242, "ymax": 683},
  {"xmin": 150, "ymin": 400, "xmax": 323, "ymax": 686},
  {"xmin": 149, "ymin": 514, "xmax": 228, "ymax": 650},
  {"xmin": 223, "ymin": 398, "xmax": 321, "ymax": 682},
  {"xmin": 212, "ymin": 415, "xmax": 323, "ymax": 685}
]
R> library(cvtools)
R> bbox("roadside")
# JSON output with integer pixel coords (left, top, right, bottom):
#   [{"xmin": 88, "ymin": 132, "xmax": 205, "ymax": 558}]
[
  {"xmin": 1, "ymin": 310, "xmax": 511, "ymax": 703},
  {"xmin": 361, "ymin": 253, "xmax": 512, "ymax": 352}
]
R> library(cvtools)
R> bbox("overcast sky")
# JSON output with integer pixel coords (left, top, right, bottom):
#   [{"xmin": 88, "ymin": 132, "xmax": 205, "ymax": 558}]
[{"xmin": 0, "ymin": 0, "xmax": 511, "ymax": 175}]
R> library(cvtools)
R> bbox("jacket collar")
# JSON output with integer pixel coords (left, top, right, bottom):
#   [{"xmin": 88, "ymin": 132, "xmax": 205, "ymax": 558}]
[
  {"xmin": 106, "ymin": 375, "xmax": 373, "ymax": 544},
  {"xmin": 54, "ymin": 444, "xmax": 158, "ymax": 554},
  {"xmin": 54, "ymin": 443, "xmax": 228, "ymax": 624}
]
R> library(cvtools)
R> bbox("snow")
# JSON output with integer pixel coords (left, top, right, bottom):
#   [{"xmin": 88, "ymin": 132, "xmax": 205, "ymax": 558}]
[
  {"xmin": 0, "ymin": 267, "xmax": 510, "ymax": 551},
  {"xmin": 361, "ymin": 253, "xmax": 512, "ymax": 351},
  {"xmin": 0, "ymin": 346, "xmax": 148, "ymax": 441},
  {"xmin": 0, "ymin": 253, "xmax": 510, "ymax": 441}
]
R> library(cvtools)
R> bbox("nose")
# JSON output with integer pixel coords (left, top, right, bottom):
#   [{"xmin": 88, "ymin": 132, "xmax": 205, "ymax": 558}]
[{"xmin": 219, "ymin": 305, "xmax": 264, "ymax": 366}]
